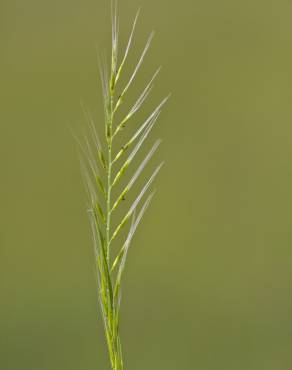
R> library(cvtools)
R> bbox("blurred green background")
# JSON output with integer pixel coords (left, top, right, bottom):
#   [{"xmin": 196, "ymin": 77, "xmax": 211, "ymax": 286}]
[{"xmin": 1, "ymin": 0, "xmax": 292, "ymax": 369}]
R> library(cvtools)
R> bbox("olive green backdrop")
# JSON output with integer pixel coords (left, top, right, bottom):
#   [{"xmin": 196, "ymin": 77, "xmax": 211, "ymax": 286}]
[{"xmin": 1, "ymin": 0, "xmax": 292, "ymax": 369}]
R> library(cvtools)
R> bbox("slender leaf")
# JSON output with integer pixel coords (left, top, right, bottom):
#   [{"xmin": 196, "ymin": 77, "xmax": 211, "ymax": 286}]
[
  {"xmin": 113, "ymin": 193, "xmax": 154, "ymax": 309},
  {"xmin": 115, "ymin": 10, "xmax": 140, "ymax": 84},
  {"xmin": 115, "ymin": 66, "xmax": 160, "ymax": 119},
  {"xmin": 118, "ymin": 32, "xmax": 155, "ymax": 101},
  {"xmin": 112, "ymin": 118, "xmax": 157, "ymax": 188},
  {"xmin": 110, "ymin": 163, "xmax": 163, "ymax": 244},
  {"xmin": 112, "ymin": 140, "xmax": 161, "ymax": 212}
]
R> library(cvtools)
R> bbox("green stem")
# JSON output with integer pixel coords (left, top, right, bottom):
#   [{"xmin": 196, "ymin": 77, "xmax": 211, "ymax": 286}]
[
  {"xmin": 106, "ymin": 79, "xmax": 115, "ymax": 256},
  {"xmin": 105, "ymin": 81, "xmax": 123, "ymax": 370},
  {"xmin": 106, "ymin": 129, "xmax": 112, "ymax": 260}
]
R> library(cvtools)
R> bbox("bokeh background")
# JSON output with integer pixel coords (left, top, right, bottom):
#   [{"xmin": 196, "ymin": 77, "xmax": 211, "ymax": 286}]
[{"xmin": 1, "ymin": 0, "xmax": 292, "ymax": 369}]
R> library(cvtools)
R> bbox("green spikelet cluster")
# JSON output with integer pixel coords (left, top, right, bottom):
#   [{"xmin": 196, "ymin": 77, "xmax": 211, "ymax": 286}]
[{"xmin": 79, "ymin": 2, "xmax": 168, "ymax": 369}]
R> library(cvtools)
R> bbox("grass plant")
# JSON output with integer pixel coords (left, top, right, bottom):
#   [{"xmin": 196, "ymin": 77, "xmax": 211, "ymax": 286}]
[{"xmin": 78, "ymin": 2, "xmax": 168, "ymax": 369}]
